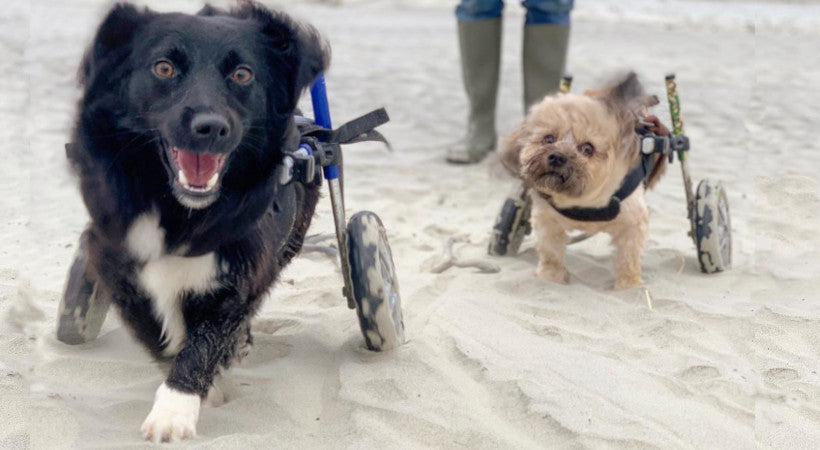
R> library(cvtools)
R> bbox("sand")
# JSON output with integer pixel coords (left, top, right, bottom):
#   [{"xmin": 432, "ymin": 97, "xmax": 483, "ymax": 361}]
[{"xmin": 1, "ymin": 0, "xmax": 819, "ymax": 448}]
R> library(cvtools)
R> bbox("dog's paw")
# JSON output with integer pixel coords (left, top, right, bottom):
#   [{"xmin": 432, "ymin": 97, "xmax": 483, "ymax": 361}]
[
  {"xmin": 535, "ymin": 264, "xmax": 570, "ymax": 284},
  {"xmin": 141, "ymin": 383, "xmax": 201, "ymax": 443}
]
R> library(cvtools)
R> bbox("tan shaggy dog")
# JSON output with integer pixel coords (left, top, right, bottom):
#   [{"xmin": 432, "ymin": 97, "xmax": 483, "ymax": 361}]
[{"xmin": 502, "ymin": 73, "xmax": 668, "ymax": 289}]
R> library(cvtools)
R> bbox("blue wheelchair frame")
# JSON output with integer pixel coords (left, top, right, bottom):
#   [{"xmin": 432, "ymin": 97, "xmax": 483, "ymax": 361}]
[
  {"xmin": 298, "ymin": 75, "xmax": 406, "ymax": 350},
  {"xmin": 306, "ymin": 75, "xmax": 356, "ymax": 307}
]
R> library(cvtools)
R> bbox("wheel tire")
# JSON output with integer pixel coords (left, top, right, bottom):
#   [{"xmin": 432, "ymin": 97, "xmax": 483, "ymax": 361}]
[
  {"xmin": 693, "ymin": 180, "xmax": 732, "ymax": 273},
  {"xmin": 488, "ymin": 186, "xmax": 532, "ymax": 256},
  {"xmin": 347, "ymin": 211, "xmax": 405, "ymax": 351},
  {"xmin": 57, "ymin": 233, "xmax": 111, "ymax": 344}
]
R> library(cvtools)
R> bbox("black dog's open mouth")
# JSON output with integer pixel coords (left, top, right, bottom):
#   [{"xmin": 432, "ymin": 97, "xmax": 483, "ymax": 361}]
[
  {"xmin": 163, "ymin": 145, "xmax": 230, "ymax": 208},
  {"xmin": 171, "ymin": 146, "xmax": 227, "ymax": 192}
]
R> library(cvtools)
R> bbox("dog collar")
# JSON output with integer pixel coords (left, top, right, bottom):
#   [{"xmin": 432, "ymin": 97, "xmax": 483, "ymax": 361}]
[
  {"xmin": 538, "ymin": 162, "xmax": 646, "ymax": 222},
  {"xmin": 537, "ymin": 124, "xmax": 678, "ymax": 222}
]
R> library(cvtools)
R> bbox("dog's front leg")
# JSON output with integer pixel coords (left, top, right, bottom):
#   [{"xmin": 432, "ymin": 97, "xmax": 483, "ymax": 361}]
[
  {"xmin": 534, "ymin": 220, "xmax": 570, "ymax": 284},
  {"xmin": 611, "ymin": 217, "xmax": 648, "ymax": 290},
  {"xmin": 141, "ymin": 307, "xmax": 248, "ymax": 442}
]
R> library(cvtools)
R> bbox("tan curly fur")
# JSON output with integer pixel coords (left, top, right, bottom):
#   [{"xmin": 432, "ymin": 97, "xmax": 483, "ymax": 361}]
[{"xmin": 502, "ymin": 72, "xmax": 668, "ymax": 289}]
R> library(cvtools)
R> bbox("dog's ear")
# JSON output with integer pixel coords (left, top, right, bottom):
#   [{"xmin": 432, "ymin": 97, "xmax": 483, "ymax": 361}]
[
  {"xmin": 601, "ymin": 71, "xmax": 659, "ymax": 114},
  {"xmin": 608, "ymin": 72, "xmax": 644, "ymax": 104},
  {"xmin": 500, "ymin": 119, "xmax": 530, "ymax": 177},
  {"xmin": 197, "ymin": 4, "xmax": 224, "ymax": 16},
  {"xmin": 79, "ymin": 3, "xmax": 151, "ymax": 86},
  {"xmin": 236, "ymin": 2, "xmax": 330, "ymax": 104},
  {"xmin": 292, "ymin": 24, "xmax": 331, "ymax": 97},
  {"xmin": 599, "ymin": 72, "xmax": 653, "ymax": 162}
]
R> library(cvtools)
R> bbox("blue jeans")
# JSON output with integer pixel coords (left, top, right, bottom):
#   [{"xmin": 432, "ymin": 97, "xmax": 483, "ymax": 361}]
[{"xmin": 456, "ymin": 0, "xmax": 573, "ymax": 25}]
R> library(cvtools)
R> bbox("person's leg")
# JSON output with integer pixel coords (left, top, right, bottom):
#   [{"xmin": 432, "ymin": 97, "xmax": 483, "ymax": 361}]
[
  {"xmin": 447, "ymin": 0, "xmax": 504, "ymax": 164},
  {"xmin": 521, "ymin": 0, "xmax": 572, "ymax": 111}
]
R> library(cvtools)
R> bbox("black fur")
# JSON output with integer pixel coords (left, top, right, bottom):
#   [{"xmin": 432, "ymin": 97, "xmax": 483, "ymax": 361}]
[{"xmin": 69, "ymin": 2, "xmax": 328, "ymax": 396}]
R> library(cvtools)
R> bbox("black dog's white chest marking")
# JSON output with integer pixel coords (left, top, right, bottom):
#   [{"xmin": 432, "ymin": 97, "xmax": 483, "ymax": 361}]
[{"xmin": 126, "ymin": 212, "xmax": 220, "ymax": 356}]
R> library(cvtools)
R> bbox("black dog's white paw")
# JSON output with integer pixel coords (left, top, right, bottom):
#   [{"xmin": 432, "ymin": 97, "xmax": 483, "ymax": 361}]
[{"xmin": 141, "ymin": 383, "xmax": 200, "ymax": 442}]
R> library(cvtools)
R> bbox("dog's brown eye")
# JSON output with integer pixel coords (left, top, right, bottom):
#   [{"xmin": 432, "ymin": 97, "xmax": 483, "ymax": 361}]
[
  {"xmin": 542, "ymin": 134, "xmax": 556, "ymax": 144},
  {"xmin": 231, "ymin": 67, "xmax": 253, "ymax": 85},
  {"xmin": 153, "ymin": 61, "xmax": 175, "ymax": 79},
  {"xmin": 579, "ymin": 142, "xmax": 595, "ymax": 157}
]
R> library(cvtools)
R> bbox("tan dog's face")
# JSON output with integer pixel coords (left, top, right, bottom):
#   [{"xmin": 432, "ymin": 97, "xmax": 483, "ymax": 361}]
[
  {"xmin": 517, "ymin": 95, "xmax": 628, "ymax": 202},
  {"xmin": 502, "ymin": 73, "xmax": 656, "ymax": 207}
]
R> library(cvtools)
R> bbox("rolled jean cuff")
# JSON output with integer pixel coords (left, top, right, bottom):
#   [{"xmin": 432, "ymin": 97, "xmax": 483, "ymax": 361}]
[
  {"xmin": 525, "ymin": 10, "xmax": 570, "ymax": 25},
  {"xmin": 455, "ymin": 0, "xmax": 504, "ymax": 21},
  {"xmin": 522, "ymin": 0, "xmax": 573, "ymax": 25}
]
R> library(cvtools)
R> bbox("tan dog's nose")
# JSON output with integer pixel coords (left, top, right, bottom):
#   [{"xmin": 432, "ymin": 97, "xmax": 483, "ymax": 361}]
[{"xmin": 548, "ymin": 153, "xmax": 567, "ymax": 167}]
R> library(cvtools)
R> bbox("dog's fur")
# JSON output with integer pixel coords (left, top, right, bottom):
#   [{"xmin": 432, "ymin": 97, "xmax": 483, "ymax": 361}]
[
  {"xmin": 68, "ymin": 2, "xmax": 328, "ymax": 441},
  {"xmin": 502, "ymin": 73, "xmax": 667, "ymax": 289}
]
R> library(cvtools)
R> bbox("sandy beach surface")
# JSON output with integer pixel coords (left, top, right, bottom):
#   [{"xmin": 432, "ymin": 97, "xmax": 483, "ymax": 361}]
[{"xmin": 1, "ymin": 0, "xmax": 819, "ymax": 448}]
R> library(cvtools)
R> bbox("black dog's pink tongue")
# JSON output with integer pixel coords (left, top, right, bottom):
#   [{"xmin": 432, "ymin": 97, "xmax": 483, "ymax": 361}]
[{"xmin": 175, "ymin": 149, "xmax": 220, "ymax": 187}]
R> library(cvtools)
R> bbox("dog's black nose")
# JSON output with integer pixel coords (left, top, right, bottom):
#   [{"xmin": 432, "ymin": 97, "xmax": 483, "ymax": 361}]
[
  {"xmin": 191, "ymin": 113, "xmax": 231, "ymax": 143},
  {"xmin": 548, "ymin": 153, "xmax": 567, "ymax": 167}
]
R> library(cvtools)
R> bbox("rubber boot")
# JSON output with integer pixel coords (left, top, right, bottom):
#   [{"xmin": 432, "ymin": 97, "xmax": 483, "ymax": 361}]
[
  {"xmin": 446, "ymin": 19, "xmax": 502, "ymax": 164},
  {"xmin": 523, "ymin": 24, "xmax": 569, "ymax": 111}
]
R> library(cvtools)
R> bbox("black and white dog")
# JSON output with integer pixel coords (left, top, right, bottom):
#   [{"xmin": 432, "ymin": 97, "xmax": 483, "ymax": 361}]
[{"xmin": 67, "ymin": 2, "xmax": 327, "ymax": 441}]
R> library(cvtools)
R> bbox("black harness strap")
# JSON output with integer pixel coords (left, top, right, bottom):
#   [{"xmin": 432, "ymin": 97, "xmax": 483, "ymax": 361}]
[
  {"xmin": 297, "ymin": 107, "xmax": 390, "ymax": 148},
  {"xmin": 283, "ymin": 108, "xmax": 391, "ymax": 186},
  {"xmin": 333, "ymin": 107, "xmax": 390, "ymax": 148},
  {"xmin": 543, "ymin": 163, "xmax": 646, "ymax": 222},
  {"xmin": 540, "ymin": 123, "xmax": 681, "ymax": 222}
]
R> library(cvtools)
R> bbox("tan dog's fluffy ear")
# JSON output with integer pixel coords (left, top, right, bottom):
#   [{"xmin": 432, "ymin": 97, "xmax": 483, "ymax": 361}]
[
  {"xmin": 595, "ymin": 73, "xmax": 651, "ymax": 160},
  {"xmin": 603, "ymin": 73, "xmax": 670, "ymax": 187},
  {"xmin": 607, "ymin": 72, "xmax": 644, "ymax": 103},
  {"xmin": 500, "ymin": 119, "xmax": 529, "ymax": 177},
  {"xmin": 600, "ymin": 72, "xmax": 659, "ymax": 116}
]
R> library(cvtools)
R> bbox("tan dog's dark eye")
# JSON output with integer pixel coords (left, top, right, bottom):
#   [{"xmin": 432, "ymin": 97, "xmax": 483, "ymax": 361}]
[
  {"xmin": 231, "ymin": 67, "xmax": 253, "ymax": 85},
  {"xmin": 153, "ymin": 60, "xmax": 175, "ymax": 79},
  {"xmin": 579, "ymin": 142, "xmax": 595, "ymax": 157},
  {"xmin": 542, "ymin": 134, "xmax": 556, "ymax": 144}
]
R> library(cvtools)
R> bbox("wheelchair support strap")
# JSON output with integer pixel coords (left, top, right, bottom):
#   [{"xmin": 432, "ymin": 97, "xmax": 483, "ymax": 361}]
[{"xmin": 280, "ymin": 108, "xmax": 391, "ymax": 186}]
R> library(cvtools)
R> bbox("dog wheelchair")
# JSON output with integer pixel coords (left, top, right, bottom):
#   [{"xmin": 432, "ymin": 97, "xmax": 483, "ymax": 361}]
[
  {"xmin": 57, "ymin": 75, "xmax": 405, "ymax": 352},
  {"xmin": 488, "ymin": 74, "xmax": 732, "ymax": 274}
]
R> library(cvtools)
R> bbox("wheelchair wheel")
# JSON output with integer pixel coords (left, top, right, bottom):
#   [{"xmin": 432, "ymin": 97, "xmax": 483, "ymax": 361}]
[
  {"xmin": 347, "ymin": 211, "xmax": 405, "ymax": 351},
  {"xmin": 693, "ymin": 180, "xmax": 732, "ymax": 273},
  {"xmin": 488, "ymin": 185, "xmax": 533, "ymax": 256},
  {"xmin": 57, "ymin": 233, "xmax": 111, "ymax": 344}
]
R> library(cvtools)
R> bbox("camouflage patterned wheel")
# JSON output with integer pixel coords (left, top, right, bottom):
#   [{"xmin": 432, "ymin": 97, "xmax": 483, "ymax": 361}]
[
  {"xmin": 57, "ymin": 232, "xmax": 111, "ymax": 344},
  {"xmin": 693, "ymin": 180, "xmax": 732, "ymax": 273},
  {"xmin": 488, "ymin": 185, "xmax": 533, "ymax": 257},
  {"xmin": 346, "ymin": 211, "xmax": 405, "ymax": 351}
]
